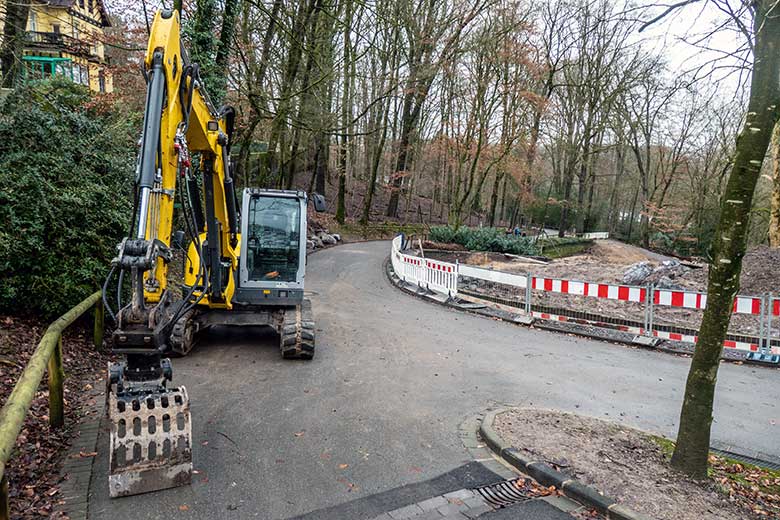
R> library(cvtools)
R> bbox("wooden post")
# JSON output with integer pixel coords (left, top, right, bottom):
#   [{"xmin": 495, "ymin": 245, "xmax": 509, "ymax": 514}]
[
  {"xmin": 48, "ymin": 336, "xmax": 65, "ymax": 429},
  {"xmin": 93, "ymin": 301, "xmax": 104, "ymax": 350},
  {"xmin": 0, "ymin": 474, "xmax": 9, "ymax": 520}
]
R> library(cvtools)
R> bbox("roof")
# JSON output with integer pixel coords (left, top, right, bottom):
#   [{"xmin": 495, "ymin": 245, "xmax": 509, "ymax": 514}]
[{"xmin": 43, "ymin": 0, "xmax": 112, "ymax": 27}]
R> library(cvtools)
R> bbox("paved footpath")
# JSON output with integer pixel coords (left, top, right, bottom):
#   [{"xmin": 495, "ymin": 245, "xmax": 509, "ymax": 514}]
[{"xmin": 85, "ymin": 241, "xmax": 780, "ymax": 519}]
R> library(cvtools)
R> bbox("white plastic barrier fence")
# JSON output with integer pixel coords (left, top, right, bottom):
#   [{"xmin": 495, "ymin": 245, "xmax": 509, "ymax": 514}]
[
  {"xmin": 460, "ymin": 264, "xmax": 528, "ymax": 288},
  {"xmin": 391, "ymin": 236, "xmax": 458, "ymax": 296},
  {"xmin": 581, "ymin": 232, "xmax": 610, "ymax": 239},
  {"xmin": 388, "ymin": 237, "xmax": 778, "ymax": 358}
]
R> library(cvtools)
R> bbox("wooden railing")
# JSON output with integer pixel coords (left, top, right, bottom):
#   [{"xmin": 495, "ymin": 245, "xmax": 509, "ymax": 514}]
[{"xmin": 0, "ymin": 291, "xmax": 104, "ymax": 520}]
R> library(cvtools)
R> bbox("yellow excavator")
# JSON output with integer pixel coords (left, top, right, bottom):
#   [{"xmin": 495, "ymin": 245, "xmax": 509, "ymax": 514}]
[{"xmin": 102, "ymin": 9, "xmax": 324, "ymax": 497}]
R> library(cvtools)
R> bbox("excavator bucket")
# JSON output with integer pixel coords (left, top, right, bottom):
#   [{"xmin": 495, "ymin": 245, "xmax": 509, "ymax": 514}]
[{"xmin": 108, "ymin": 387, "xmax": 192, "ymax": 497}]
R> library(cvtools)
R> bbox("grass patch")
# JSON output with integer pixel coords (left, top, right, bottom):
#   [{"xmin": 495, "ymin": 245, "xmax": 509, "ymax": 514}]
[
  {"xmin": 335, "ymin": 222, "xmax": 429, "ymax": 240},
  {"xmin": 651, "ymin": 436, "xmax": 780, "ymax": 516}
]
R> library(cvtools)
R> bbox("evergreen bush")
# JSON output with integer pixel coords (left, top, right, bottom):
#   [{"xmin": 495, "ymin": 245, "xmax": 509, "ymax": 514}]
[{"xmin": 0, "ymin": 79, "xmax": 138, "ymax": 317}]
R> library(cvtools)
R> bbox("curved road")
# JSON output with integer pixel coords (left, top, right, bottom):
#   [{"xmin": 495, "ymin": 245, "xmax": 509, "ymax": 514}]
[{"xmin": 88, "ymin": 241, "xmax": 780, "ymax": 519}]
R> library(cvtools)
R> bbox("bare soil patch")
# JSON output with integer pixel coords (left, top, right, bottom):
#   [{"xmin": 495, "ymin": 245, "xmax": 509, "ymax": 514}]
[
  {"xmin": 0, "ymin": 315, "xmax": 110, "ymax": 519},
  {"xmin": 494, "ymin": 408, "xmax": 776, "ymax": 520}
]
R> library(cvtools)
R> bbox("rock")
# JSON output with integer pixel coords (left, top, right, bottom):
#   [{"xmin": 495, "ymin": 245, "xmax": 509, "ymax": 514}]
[
  {"xmin": 622, "ymin": 261, "xmax": 653, "ymax": 285},
  {"xmin": 307, "ymin": 240, "xmax": 316, "ymax": 250},
  {"xmin": 313, "ymin": 235, "xmax": 324, "ymax": 248},
  {"xmin": 654, "ymin": 275, "xmax": 683, "ymax": 290},
  {"xmin": 332, "ymin": 233, "xmax": 341, "ymax": 242},
  {"xmin": 646, "ymin": 260, "xmax": 689, "ymax": 285},
  {"xmin": 319, "ymin": 233, "xmax": 337, "ymax": 245}
]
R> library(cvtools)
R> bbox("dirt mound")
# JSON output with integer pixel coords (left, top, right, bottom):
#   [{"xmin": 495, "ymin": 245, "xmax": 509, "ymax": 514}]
[{"xmin": 683, "ymin": 246, "xmax": 780, "ymax": 296}]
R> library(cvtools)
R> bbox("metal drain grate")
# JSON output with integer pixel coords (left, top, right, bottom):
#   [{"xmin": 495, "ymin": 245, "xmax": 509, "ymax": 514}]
[
  {"xmin": 473, "ymin": 478, "xmax": 532, "ymax": 508},
  {"xmin": 711, "ymin": 448, "xmax": 780, "ymax": 471}
]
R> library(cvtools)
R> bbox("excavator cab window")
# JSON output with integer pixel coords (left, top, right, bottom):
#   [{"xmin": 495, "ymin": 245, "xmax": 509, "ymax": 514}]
[{"xmin": 246, "ymin": 196, "xmax": 301, "ymax": 282}]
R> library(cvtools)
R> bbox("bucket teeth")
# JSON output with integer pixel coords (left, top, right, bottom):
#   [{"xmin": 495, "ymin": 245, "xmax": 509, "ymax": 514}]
[{"xmin": 108, "ymin": 387, "xmax": 192, "ymax": 497}]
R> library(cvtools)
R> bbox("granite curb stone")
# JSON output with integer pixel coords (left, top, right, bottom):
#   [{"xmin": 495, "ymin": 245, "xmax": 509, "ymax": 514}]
[{"xmin": 478, "ymin": 408, "xmax": 654, "ymax": 520}]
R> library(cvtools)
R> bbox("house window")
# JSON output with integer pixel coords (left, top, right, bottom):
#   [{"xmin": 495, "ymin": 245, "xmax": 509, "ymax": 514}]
[
  {"xmin": 56, "ymin": 61, "xmax": 73, "ymax": 80},
  {"xmin": 79, "ymin": 0, "xmax": 85, "ymax": 8},
  {"xmin": 98, "ymin": 70, "xmax": 105, "ymax": 93},
  {"xmin": 88, "ymin": 0, "xmax": 94, "ymax": 11},
  {"xmin": 29, "ymin": 11, "xmax": 37, "ymax": 32},
  {"xmin": 52, "ymin": 24, "xmax": 61, "ymax": 34}
]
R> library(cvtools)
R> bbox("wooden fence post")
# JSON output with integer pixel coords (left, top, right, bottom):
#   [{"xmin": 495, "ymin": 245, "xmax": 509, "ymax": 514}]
[
  {"xmin": 48, "ymin": 336, "xmax": 65, "ymax": 429},
  {"xmin": 0, "ymin": 473, "xmax": 9, "ymax": 520},
  {"xmin": 93, "ymin": 301, "xmax": 104, "ymax": 350}
]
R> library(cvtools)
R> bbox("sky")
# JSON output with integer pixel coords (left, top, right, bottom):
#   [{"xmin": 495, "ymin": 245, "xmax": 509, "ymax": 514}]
[{"xmin": 633, "ymin": 0, "xmax": 751, "ymax": 96}]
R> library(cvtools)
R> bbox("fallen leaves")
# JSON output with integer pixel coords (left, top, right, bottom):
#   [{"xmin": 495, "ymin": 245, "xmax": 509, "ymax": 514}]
[
  {"xmin": 178, "ymin": 504, "xmax": 190, "ymax": 511},
  {"xmin": 709, "ymin": 454, "xmax": 780, "ymax": 518},
  {"xmin": 294, "ymin": 431, "xmax": 305, "ymax": 437},
  {"xmin": 1, "ymin": 314, "xmax": 111, "ymax": 519}
]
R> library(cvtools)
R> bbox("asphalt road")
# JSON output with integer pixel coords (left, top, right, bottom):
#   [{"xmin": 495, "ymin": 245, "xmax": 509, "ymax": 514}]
[{"xmin": 88, "ymin": 241, "xmax": 780, "ymax": 519}]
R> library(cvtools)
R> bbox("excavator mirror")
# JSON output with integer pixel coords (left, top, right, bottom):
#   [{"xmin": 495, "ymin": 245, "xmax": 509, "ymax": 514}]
[
  {"xmin": 312, "ymin": 193, "xmax": 326, "ymax": 213},
  {"xmin": 172, "ymin": 230, "xmax": 185, "ymax": 249}
]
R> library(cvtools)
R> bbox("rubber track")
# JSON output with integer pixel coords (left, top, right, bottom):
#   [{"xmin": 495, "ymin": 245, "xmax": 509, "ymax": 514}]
[
  {"xmin": 170, "ymin": 309, "xmax": 196, "ymax": 356},
  {"xmin": 281, "ymin": 298, "xmax": 315, "ymax": 359}
]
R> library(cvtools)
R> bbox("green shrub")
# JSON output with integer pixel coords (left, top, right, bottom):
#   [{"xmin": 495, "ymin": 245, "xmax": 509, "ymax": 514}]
[
  {"xmin": 429, "ymin": 226, "xmax": 594, "ymax": 257},
  {"xmin": 0, "ymin": 79, "xmax": 138, "ymax": 318},
  {"xmin": 429, "ymin": 226, "xmax": 538, "ymax": 255}
]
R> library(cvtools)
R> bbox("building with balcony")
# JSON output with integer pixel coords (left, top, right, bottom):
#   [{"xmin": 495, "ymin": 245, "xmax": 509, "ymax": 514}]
[{"xmin": 3, "ymin": 0, "xmax": 113, "ymax": 93}]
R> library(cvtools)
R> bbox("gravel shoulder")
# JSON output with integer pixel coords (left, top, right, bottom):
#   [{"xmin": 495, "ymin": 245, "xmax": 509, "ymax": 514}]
[{"xmin": 493, "ymin": 408, "xmax": 769, "ymax": 520}]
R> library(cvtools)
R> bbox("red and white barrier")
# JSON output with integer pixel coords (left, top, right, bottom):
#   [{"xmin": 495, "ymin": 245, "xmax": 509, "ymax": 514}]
[
  {"xmin": 530, "ymin": 311, "xmax": 773, "ymax": 354},
  {"xmin": 532, "ymin": 277, "xmax": 646, "ymax": 303},
  {"xmin": 653, "ymin": 290, "xmax": 762, "ymax": 315},
  {"xmin": 389, "ymin": 237, "xmax": 777, "ymax": 355}
]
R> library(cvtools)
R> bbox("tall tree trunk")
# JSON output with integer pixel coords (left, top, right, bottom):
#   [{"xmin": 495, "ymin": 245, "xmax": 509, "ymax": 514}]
[
  {"xmin": 558, "ymin": 172, "xmax": 574, "ymax": 238},
  {"xmin": 671, "ymin": 1, "xmax": 780, "ymax": 478},
  {"xmin": 213, "ymin": 0, "xmax": 241, "ymax": 103},
  {"xmin": 361, "ymin": 96, "xmax": 391, "ymax": 224},
  {"xmin": 627, "ymin": 184, "xmax": 639, "ymax": 241},
  {"xmin": 499, "ymin": 174, "xmax": 509, "ymax": 225},
  {"xmin": 1, "ymin": 1, "xmax": 30, "ymax": 88},
  {"xmin": 335, "ymin": 0, "xmax": 354, "ymax": 224},
  {"xmin": 769, "ymin": 122, "xmax": 780, "ymax": 247},
  {"xmin": 488, "ymin": 172, "xmax": 502, "ymax": 228},
  {"xmin": 191, "ymin": 0, "xmax": 217, "ymax": 87},
  {"xmin": 607, "ymin": 144, "xmax": 624, "ymax": 235}
]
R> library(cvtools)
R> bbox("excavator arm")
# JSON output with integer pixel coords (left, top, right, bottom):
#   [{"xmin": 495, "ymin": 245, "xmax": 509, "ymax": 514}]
[
  {"xmin": 132, "ymin": 8, "xmax": 238, "ymax": 314},
  {"xmin": 101, "ymin": 9, "xmax": 239, "ymax": 497}
]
